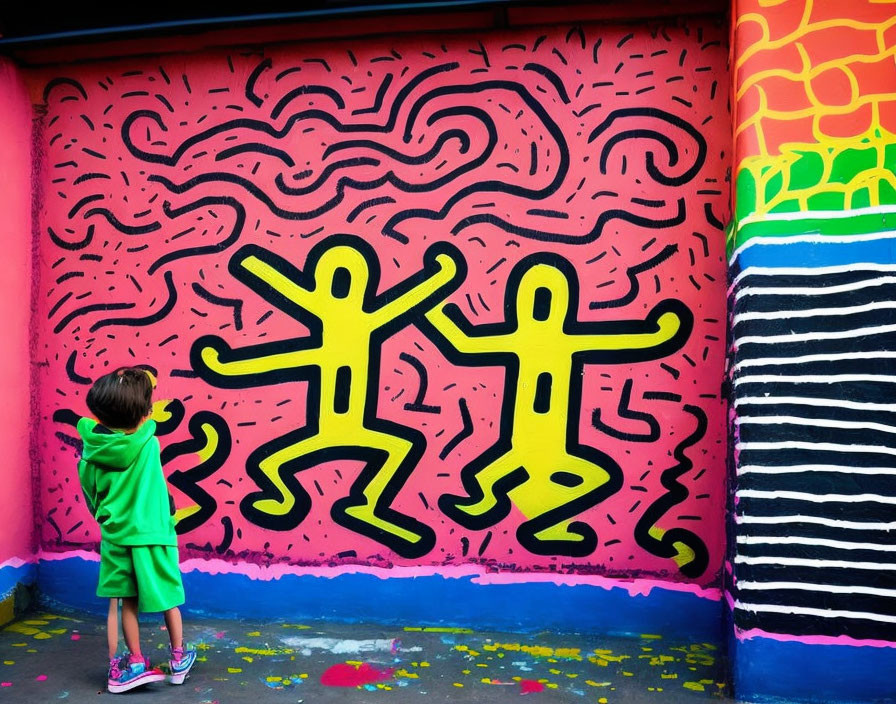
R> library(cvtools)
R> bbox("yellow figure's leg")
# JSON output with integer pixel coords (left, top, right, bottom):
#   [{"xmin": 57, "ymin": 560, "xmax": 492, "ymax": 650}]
[
  {"xmin": 515, "ymin": 451, "xmax": 621, "ymax": 557},
  {"xmin": 331, "ymin": 428, "xmax": 436, "ymax": 558},
  {"xmin": 241, "ymin": 430, "xmax": 330, "ymax": 530},
  {"xmin": 439, "ymin": 448, "xmax": 528, "ymax": 529}
]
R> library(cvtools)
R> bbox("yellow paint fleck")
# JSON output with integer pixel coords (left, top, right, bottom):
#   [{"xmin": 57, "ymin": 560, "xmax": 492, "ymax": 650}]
[
  {"xmin": 404, "ymin": 626, "xmax": 473, "ymax": 634},
  {"xmin": 684, "ymin": 682, "xmax": 706, "ymax": 692},
  {"xmin": 300, "ymin": 674, "xmax": 308, "ymax": 679},
  {"xmin": 23, "ymin": 620, "xmax": 49, "ymax": 626},
  {"xmin": 26, "ymin": 649, "xmax": 36, "ymax": 653},
  {"xmin": 566, "ymin": 673, "xmax": 578, "ymax": 679},
  {"xmin": 546, "ymin": 683, "xmax": 559, "ymax": 689},
  {"xmin": 235, "ymin": 646, "xmax": 292, "ymax": 656},
  {"xmin": 246, "ymin": 631, "xmax": 261, "ymax": 637},
  {"xmin": 227, "ymin": 667, "xmax": 242, "ymax": 674},
  {"xmin": 462, "ymin": 669, "xmax": 471, "ymax": 675},
  {"xmin": 641, "ymin": 634, "xmax": 662, "ymax": 640},
  {"xmin": 10, "ymin": 644, "xmax": 27, "ymax": 648},
  {"xmin": 622, "ymin": 671, "xmax": 634, "ymax": 677},
  {"xmin": 599, "ymin": 698, "xmax": 608, "ymax": 704},
  {"xmin": 661, "ymin": 673, "xmax": 678, "ymax": 679},
  {"xmin": 266, "ymin": 676, "xmax": 282, "ymax": 682},
  {"xmin": 476, "ymin": 663, "xmax": 488, "ymax": 668},
  {"xmin": 453, "ymin": 683, "xmax": 464, "ymax": 688},
  {"xmin": 585, "ymin": 680, "xmax": 611, "ymax": 687},
  {"xmin": 3, "ymin": 661, "xmax": 13, "ymax": 665},
  {"xmin": 242, "ymin": 656, "xmax": 253, "ymax": 663},
  {"xmin": 197, "ymin": 656, "xmax": 208, "ymax": 663},
  {"xmin": 549, "ymin": 668, "xmax": 561, "ymax": 675},
  {"xmin": 33, "ymin": 633, "xmax": 51, "ymax": 640}
]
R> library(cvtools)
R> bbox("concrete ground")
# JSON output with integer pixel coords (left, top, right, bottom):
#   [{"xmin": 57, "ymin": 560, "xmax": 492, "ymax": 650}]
[{"xmin": 0, "ymin": 610, "xmax": 731, "ymax": 703}]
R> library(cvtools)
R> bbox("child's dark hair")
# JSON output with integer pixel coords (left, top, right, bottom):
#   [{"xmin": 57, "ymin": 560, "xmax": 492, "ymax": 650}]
[{"xmin": 86, "ymin": 367, "xmax": 153, "ymax": 429}]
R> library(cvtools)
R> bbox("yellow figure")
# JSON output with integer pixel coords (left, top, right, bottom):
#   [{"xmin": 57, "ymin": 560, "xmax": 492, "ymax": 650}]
[
  {"xmin": 191, "ymin": 235, "xmax": 464, "ymax": 558},
  {"xmin": 424, "ymin": 254, "xmax": 693, "ymax": 557}
]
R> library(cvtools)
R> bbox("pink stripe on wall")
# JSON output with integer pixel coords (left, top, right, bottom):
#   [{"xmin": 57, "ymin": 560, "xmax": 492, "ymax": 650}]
[{"xmin": 0, "ymin": 59, "xmax": 35, "ymax": 565}]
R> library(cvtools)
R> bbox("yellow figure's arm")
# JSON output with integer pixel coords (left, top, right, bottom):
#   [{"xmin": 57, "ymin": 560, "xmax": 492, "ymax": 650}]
[
  {"xmin": 197, "ymin": 343, "xmax": 323, "ymax": 378},
  {"xmin": 373, "ymin": 252, "xmax": 459, "ymax": 325},
  {"xmin": 239, "ymin": 254, "xmax": 320, "ymax": 313},
  {"xmin": 425, "ymin": 303, "xmax": 510, "ymax": 355},
  {"xmin": 570, "ymin": 309, "xmax": 688, "ymax": 354}
]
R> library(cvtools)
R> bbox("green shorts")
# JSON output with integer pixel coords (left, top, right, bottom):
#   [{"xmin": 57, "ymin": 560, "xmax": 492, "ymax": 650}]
[{"xmin": 97, "ymin": 542, "xmax": 185, "ymax": 613}]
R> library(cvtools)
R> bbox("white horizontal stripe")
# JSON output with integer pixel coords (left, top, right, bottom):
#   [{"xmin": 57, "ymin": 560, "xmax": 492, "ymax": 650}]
[
  {"xmin": 735, "ymin": 396, "xmax": 896, "ymax": 413},
  {"xmin": 737, "ymin": 581, "xmax": 896, "ymax": 599},
  {"xmin": 735, "ymin": 374, "xmax": 896, "ymax": 386},
  {"xmin": 734, "ymin": 599, "xmax": 896, "ymax": 624},
  {"xmin": 735, "ymin": 555, "xmax": 896, "ymax": 570},
  {"xmin": 738, "ymin": 464, "xmax": 896, "ymax": 476},
  {"xmin": 732, "ymin": 262, "xmax": 896, "ymax": 290},
  {"xmin": 735, "ymin": 277, "xmax": 896, "ymax": 300},
  {"xmin": 736, "ymin": 322, "xmax": 896, "ymax": 345},
  {"xmin": 737, "ymin": 416, "xmax": 896, "ymax": 436},
  {"xmin": 738, "ymin": 535, "xmax": 896, "ymax": 552},
  {"xmin": 737, "ymin": 440, "xmax": 896, "ymax": 457},
  {"xmin": 737, "ymin": 514, "xmax": 896, "ymax": 530},
  {"xmin": 729, "ymin": 224, "xmax": 896, "ymax": 262},
  {"xmin": 737, "ymin": 489, "xmax": 896, "ymax": 504},
  {"xmin": 734, "ymin": 350, "xmax": 896, "ymax": 371},
  {"xmin": 733, "ymin": 301, "xmax": 896, "ymax": 326}
]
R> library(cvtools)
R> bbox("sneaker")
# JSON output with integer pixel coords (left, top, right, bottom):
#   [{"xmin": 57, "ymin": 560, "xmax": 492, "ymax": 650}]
[
  {"xmin": 168, "ymin": 645, "xmax": 197, "ymax": 685},
  {"xmin": 107, "ymin": 653, "xmax": 166, "ymax": 693}
]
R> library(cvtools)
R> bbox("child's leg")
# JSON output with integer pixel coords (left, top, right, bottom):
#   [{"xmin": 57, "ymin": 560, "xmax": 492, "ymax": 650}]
[
  {"xmin": 120, "ymin": 597, "xmax": 142, "ymax": 657},
  {"xmin": 106, "ymin": 598, "xmax": 119, "ymax": 659},
  {"xmin": 163, "ymin": 607, "xmax": 183, "ymax": 650}
]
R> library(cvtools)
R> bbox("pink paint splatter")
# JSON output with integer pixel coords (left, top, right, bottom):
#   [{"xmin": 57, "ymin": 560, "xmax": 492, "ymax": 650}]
[
  {"xmin": 35, "ymin": 675, "xmax": 47, "ymax": 682},
  {"xmin": 214, "ymin": 632, "xmax": 225, "ymax": 639},
  {"xmin": 320, "ymin": 662, "xmax": 394, "ymax": 687},
  {"xmin": 520, "ymin": 679, "xmax": 545, "ymax": 694},
  {"xmin": 1, "ymin": 682, "xmax": 10, "ymax": 687},
  {"xmin": 70, "ymin": 634, "xmax": 80, "ymax": 641}
]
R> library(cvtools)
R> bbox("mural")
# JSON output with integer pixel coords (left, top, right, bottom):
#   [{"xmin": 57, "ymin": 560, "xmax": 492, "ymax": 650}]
[
  {"xmin": 33, "ymin": 20, "xmax": 728, "ymax": 583},
  {"xmin": 731, "ymin": 0, "xmax": 896, "ymax": 642}
]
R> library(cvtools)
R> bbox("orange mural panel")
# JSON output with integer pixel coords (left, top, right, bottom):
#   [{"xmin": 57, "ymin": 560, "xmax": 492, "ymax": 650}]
[
  {"xmin": 808, "ymin": 66, "xmax": 855, "ymax": 109},
  {"xmin": 818, "ymin": 102, "xmax": 874, "ymax": 141},
  {"xmin": 796, "ymin": 26, "xmax": 882, "ymax": 69}
]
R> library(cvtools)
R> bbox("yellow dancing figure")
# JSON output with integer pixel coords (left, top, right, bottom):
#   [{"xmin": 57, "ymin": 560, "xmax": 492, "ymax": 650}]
[
  {"xmin": 424, "ymin": 254, "xmax": 692, "ymax": 556},
  {"xmin": 191, "ymin": 235, "xmax": 464, "ymax": 558}
]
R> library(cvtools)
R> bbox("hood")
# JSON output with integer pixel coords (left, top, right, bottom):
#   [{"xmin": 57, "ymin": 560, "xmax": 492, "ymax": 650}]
[{"xmin": 77, "ymin": 417, "xmax": 156, "ymax": 469}]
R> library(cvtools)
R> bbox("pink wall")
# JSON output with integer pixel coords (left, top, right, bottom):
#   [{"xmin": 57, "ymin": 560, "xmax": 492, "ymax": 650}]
[
  {"xmin": 0, "ymin": 58, "xmax": 35, "ymax": 565},
  {"xmin": 31, "ymin": 18, "xmax": 729, "ymax": 587}
]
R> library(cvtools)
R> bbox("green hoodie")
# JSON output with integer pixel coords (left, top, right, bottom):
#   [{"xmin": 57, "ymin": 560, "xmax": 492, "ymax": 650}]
[{"xmin": 77, "ymin": 417, "xmax": 177, "ymax": 547}]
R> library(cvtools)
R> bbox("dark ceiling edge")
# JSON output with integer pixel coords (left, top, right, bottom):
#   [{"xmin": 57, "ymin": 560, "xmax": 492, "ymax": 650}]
[{"xmin": 0, "ymin": 1, "xmax": 516, "ymax": 48}]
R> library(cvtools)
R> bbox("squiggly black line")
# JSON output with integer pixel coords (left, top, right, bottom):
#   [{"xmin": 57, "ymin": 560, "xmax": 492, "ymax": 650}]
[
  {"xmin": 589, "ymin": 107, "xmax": 706, "ymax": 186},
  {"xmin": 245, "ymin": 58, "xmax": 272, "ymax": 107},
  {"xmin": 65, "ymin": 350, "xmax": 92, "ymax": 385},
  {"xmin": 148, "ymin": 195, "xmax": 246, "ymax": 275},
  {"xmin": 216, "ymin": 143, "xmax": 295, "ymax": 167},
  {"xmin": 271, "ymin": 84, "xmax": 346, "ymax": 118},
  {"xmin": 400, "ymin": 352, "xmax": 441, "ymax": 414},
  {"xmin": 592, "ymin": 378, "xmax": 660, "ymax": 441},
  {"xmin": 83, "ymin": 207, "xmax": 161, "ymax": 235},
  {"xmin": 192, "ymin": 282, "xmax": 243, "ymax": 330},
  {"xmin": 122, "ymin": 62, "xmax": 460, "ymax": 166},
  {"xmin": 633, "ymin": 404, "xmax": 709, "ymax": 578},
  {"xmin": 43, "ymin": 77, "xmax": 87, "ymax": 104},
  {"xmin": 352, "ymin": 73, "xmax": 393, "ymax": 116},
  {"xmin": 48, "ymin": 224, "xmax": 94, "ymax": 251},
  {"xmin": 440, "ymin": 398, "xmax": 473, "ymax": 459},
  {"xmin": 589, "ymin": 244, "xmax": 678, "ymax": 309},
  {"xmin": 90, "ymin": 270, "xmax": 177, "ymax": 332},
  {"xmin": 523, "ymin": 63, "xmax": 571, "ymax": 104},
  {"xmin": 54, "ymin": 301, "xmax": 135, "ymax": 335}
]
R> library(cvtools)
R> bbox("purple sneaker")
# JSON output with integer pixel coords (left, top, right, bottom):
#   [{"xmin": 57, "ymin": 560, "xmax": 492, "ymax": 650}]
[
  {"xmin": 107, "ymin": 653, "xmax": 166, "ymax": 693},
  {"xmin": 168, "ymin": 645, "xmax": 197, "ymax": 684}
]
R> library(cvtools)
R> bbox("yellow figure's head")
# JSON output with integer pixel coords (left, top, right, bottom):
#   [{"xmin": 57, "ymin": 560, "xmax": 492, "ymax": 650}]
[
  {"xmin": 314, "ymin": 245, "xmax": 370, "ymax": 305},
  {"xmin": 514, "ymin": 263, "xmax": 572, "ymax": 331}
]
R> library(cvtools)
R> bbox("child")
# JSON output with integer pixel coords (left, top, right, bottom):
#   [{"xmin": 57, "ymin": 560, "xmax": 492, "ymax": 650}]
[{"xmin": 77, "ymin": 367, "xmax": 197, "ymax": 693}]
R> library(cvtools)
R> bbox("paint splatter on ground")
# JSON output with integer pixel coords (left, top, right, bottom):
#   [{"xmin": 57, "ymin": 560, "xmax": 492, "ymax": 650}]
[{"xmin": 0, "ymin": 610, "xmax": 730, "ymax": 702}]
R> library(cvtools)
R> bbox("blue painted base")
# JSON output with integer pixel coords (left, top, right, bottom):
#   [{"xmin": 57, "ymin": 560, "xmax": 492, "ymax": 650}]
[
  {"xmin": 0, "ymin": 562, "xmax": 36, "ymax": 600},
  {"xmin": 37, "ymin": 557, "xmax": 722, "ymax": 641},
  {"xmin": 734, "ymin": 635, "xmax": 896, "ymax": 703}
]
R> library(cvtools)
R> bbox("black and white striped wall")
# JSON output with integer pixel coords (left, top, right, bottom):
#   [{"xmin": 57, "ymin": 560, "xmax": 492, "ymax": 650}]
[{"xmin": 730, "ymin": 232, "xmax": 896, "ymax": 644}]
